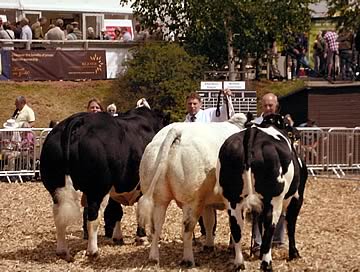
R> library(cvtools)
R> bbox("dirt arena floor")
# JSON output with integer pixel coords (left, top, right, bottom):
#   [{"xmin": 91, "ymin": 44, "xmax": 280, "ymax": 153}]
[{"xmin": 0, "ymin": 178, "xmax": 359, "ymax": 272}]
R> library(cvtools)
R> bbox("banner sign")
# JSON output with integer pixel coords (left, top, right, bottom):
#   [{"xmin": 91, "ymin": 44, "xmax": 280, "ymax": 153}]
[{"xmin": 9, "ymin": 50, "xmax": 107, "ymax": 81}]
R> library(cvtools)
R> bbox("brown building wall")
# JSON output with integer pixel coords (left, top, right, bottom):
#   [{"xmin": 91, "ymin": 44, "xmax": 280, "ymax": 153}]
[{"xmin": 309, "ymin": 88, "xmax": 360, "ymax": 128}]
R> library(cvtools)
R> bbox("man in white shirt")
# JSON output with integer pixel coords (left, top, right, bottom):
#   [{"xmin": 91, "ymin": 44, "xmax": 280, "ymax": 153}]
[
  {"xmin": 20, "ymin": 18, "xmax": 32, "ymax": 41},
  {"xmin": 13, "ymin": 96, "xmax": 35, "ymax": 127},
  {"xmin": 184, "ymin": 88, "xmax": 234, "ymax": 239},
  {"xmin": 184, "ymin": 89, "xmax": 234, "ymax": 123},
  {"xmin": 45, "ymin": 19, "xmax": 65, "ymax": 40}
]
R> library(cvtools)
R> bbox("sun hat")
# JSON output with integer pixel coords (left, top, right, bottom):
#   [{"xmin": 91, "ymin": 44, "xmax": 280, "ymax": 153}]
[{"xmin": 3, "ymin": 119, "xmax": 19, "ymax": 129}]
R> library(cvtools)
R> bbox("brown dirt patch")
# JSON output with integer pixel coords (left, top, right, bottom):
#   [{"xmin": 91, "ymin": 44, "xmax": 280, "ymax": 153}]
[{"xmin": 0, "ymin": 178, "xmax": 359, "ymax": 271}]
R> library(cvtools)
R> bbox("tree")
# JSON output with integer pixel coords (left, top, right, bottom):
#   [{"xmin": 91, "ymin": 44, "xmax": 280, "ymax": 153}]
[
  {"xmin": 121, "ymin": 0, "xmax": 318, "ymax": 79},
  {"xmin": 327, "ymin": 0, "xmax": 360, "ymax": 30},
  {"xmin": 116, "ymin": 42, "xmax": 206, "ymax": 121}
]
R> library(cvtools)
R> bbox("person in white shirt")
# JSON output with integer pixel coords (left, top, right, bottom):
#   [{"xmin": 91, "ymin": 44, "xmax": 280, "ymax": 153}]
[
  {"xmin": 253, "ymin": 92, "xmax": 278, "ymax": 124},
  {"xmin": 13, "ymin": 96, "xmax": 35, "ymax": 127},
  {"xmin": 20, "ymin": 18, "xmax": 32, "ymax": 41},
  {"xmin": 45, "ymin": 19, "xmax": 65, "ymax": 40},
  {"xmin": 184, "ymin": 89, "xmax": 234, "ymax": 123},
  {"xmin": 184, "ymin": 88, "xmax": 234, "ymax": 239}
]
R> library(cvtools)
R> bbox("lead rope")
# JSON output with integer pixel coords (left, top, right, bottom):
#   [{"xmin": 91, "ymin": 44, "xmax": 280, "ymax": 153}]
[{"xmin": 215, "ymin": 90, "xmax": 221, "ymax": 117}]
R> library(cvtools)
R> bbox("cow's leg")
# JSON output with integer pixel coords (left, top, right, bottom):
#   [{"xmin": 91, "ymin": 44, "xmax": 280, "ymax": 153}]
[
  {"xmin": 227, "ymin": 204, "xmax": 246, "ymax": 271},
  {"xmin": 260, "ymin": 200, "xmax": 283, "ymax": 272},
  {"xmin": 181, "ymin": 204, "xmax": 198, "ymax": 267},
  {"xmin": 149, "ymin": 201, "xmax": 169, "ymax": 264},
  {"xmin": 52, "ymin": 177, "xmax": 81, "ymax": 262},
  {"xmin": 86, "ymin": 194, "xmax": 108, "ymax": 257},
  {"xmin": 135, "ymin": 207, "xmax": 148, "ymax": 245},
  {"xmin": 53, "ymin": 203, "xmax": 72, "ymax": 262},
  {"xmin": 286, "ymin": 196, "xmax": 303, "ymax": 260},
  {"xmin": 201, "ymin": 206, "xmax": 216, "ymax": 250},
  {"xmin": 104, "ymin": 198, "xmax": 124, "ymax": 244}
]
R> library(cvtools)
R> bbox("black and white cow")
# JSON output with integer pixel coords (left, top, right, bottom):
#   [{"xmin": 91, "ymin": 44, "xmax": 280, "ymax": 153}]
[
  {"xmin": 216, "ymin": 114, "xmax": 307, "ymax": 271},
  {"xmin": 40, "ymin": 106, "xmax": 169, "ymax": 261}
]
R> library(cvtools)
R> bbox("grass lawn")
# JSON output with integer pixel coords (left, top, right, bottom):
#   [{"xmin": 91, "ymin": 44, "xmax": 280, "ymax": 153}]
[{"xmin": 0, "ymin": 79, "xmax": 304, "ymax": 128}]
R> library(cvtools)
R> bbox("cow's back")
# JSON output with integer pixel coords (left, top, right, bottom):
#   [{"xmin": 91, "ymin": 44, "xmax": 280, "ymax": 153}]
[{"xmin": 140, "ymin": 122, "xmax": 243, "ymax": 204}]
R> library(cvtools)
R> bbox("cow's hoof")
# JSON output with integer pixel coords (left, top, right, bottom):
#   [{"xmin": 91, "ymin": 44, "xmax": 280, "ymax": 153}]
[
  {"xmin": 203, "ymin": 245, "xmax": 215, "ymax": 253},
  {"xmin": 260, "ymin": 260, "xmax": 272, "ymax": 272},
  {"xmin": 148, "ymin": 258, "xmax": 159, "ymax": 265},
  {"xmin": 135, "ymin": 236, "xmax": 149, "ymax": 246},
  {"xmin": 113, "ymin": 238, "xmax": 125, "ymax": 245},
  {"xmin": 289, "ymin": 249, "xmax": 301, "ymax": 261},
  {"xmin": 86, "ymin": 251, "xmax": 99, "ymax": 259},
  {"xmin": 235, "ymin": 263, "xmax": 245, "ymax": 271},
  {"xmin": 180, "ymin": 259, "xmax": 194, "ymax": 268},
  {"xmin": 56, "ymin": 251, "xmax": 74, "ymax": 262}
]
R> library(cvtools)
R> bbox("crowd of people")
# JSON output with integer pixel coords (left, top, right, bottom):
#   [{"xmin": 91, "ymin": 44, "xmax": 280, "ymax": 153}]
[
  {"xmin": 0, "ymin": 16, "xmax": 166, "ymax": 48},
  {"xmin": 270, "ymin": 27, "xmax": 360, "ymax": 81}
]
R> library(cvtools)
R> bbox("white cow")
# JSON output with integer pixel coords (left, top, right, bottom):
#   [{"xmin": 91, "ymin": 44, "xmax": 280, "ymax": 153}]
[{"xmin": 138, "ymin": 113, "xmax": 247, "ymax": 267}]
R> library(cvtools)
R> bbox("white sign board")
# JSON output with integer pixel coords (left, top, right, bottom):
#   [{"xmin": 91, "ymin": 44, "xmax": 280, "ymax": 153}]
[
  {"xmin": 223, "ymin": 81, "xmax": 246, "ymax": 90},
  {"xmin": 200, "ymin": 81, "xmax": 223, "ymax": 90}
]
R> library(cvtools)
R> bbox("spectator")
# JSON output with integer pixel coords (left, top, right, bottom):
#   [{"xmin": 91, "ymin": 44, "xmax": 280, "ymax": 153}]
[
  {"xmin": 323, "ymin": 30, "xmax": 339, "ymax": 80},
  {"xmin": 31, "ymin": 17, "xmax": 47, "ymax": 40},
  {"xmin": 113, "ymin": 27, "xmax": 121, "ymax": 40},
  {"xmin": 120, "ymin": 27, "xmax": 132, "ymax": 42},
  {"xmin": 45, "ymin": 19, "xmax": 65, "ymax": 40},
  {"xmin": 0, "ymin": 21, "xmax": 15, "ymax": 50},
  {"xmin": 66, "ymin": 24, "xmax": 77, "ymax": 40},
  {"xmin": 184, "ymin": 89, "xmax": 235, "ymax": 239},
  {"xmin": 106, "ymin": 103, "xmax": 118, "ymax": 116},
  {"xmin": 70, "ymin": 21, "xmax": 82, "ymax": 40},
  {"xmin": 134, "ymin": 23, "xmax": 148, "ymax": 42},
  {"xmin": 292, "ymin": 32, "xmax": 309, "ymax": 78},
  {"xmin": 87, "ymin": 98, "xmax": 103, "ymax": 112},
  {"xmin": 355, "ymin": 27, "xmax": 360, "ymax": 67},
  {"xmin": 20, "ymin": 17, "xmax": 32, "ymax": 41},
  {"xmin": 337, "ymin": 27, "xmax": 354, "ymax": 80},
  {"xmin": 12, "ymin": 21, "xmax": 22, "ymax": 39},
  {"xmin": 252, "ymin": 92, "xmax": 286, "ymax": 254},
  {"xmin": 86, "ymin": 27, "xmax": 97, "ymax": 40},
  {"xmin": 313, "ymin": 31, "xmax": 326, "ymax": 76},
  {"xmin": 13, "ymin": 96, "xmax": 35, "ymax": 128},
  {"xmin": 268, "ymin": 35, "xmax": 282, "ymax": 81},
  {"xmin": 100, "ymin": 28, "xmax": 111, "ymax": 40}
]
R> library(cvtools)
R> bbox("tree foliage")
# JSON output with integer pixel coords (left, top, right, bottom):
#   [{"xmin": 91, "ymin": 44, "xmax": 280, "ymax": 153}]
[
  {"xmin": 121, "ymin": 0, "xmax": 318, "ymax": 69},
  {"xmin": 327, "ymin": 0, "xmax": 360, "ymax": 30},
  {"xmin": 116, "ymin": 42, "xmax": 206, "ymax": 121}
]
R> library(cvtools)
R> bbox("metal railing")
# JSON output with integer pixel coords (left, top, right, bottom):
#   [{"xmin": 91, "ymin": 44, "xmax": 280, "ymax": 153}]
[
  {"xmin": 0, "ymin": 127, "xmax": 50, "ymax": 183},
  {"xmin": 297, "ymin": 127, "xmax": 360, "ymax": 179},
  {"xmin": 1, "ymin": 126, "xmax": 359, "ymax": 182}
]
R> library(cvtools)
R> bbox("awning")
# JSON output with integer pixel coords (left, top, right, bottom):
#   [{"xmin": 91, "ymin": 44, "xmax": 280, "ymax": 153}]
[{"xmin": 0, "ymin": 0, "xmax": 133, "ymax": 14}]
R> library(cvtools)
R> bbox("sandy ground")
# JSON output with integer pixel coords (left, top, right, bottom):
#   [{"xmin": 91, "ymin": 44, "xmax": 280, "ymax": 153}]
[{"xmin": 0, "ymin": 178, "xmax": 359, "ymax": 272}]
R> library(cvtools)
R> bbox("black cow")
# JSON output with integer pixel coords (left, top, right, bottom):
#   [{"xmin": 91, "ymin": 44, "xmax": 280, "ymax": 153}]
[
  {"xmin": 40, "ymin": 106, "xmax": 169, "ymax": 262},
  {"xmin": 217, "ymin": 114, "xmax": 307, "ymax": 271}
]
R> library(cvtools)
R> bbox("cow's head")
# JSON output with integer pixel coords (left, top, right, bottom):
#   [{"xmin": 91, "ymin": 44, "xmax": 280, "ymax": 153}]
[{"xmin": 261, "ymin": 114, "xmax": 300, "ymax": 143}]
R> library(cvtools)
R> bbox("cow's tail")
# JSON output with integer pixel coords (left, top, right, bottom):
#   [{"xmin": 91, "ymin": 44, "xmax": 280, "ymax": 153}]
[
  {"xmin": 138, "ymin": 127, "xmax": 181, "ymax": 230},
  {"xmin": 53, "ymin": 175, "xmax": 81, "ymax": 227}
]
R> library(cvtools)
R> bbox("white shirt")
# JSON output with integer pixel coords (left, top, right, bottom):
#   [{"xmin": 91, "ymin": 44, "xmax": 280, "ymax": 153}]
[
  {"xmin": 185, "ymin": 102, "xmax": 235, "ymax": 123},
  {"xmin": 21, "ymin": 25, "xmax": 32, "ymax": 40},
  {"xmin": 15, "ymin": 104, "xmax": 35, "ymax": 127}
]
